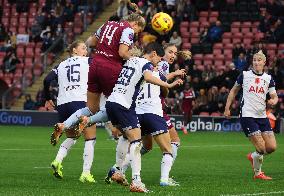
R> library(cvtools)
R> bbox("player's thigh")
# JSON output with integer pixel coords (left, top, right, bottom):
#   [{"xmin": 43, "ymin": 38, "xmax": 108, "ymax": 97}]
[
  {"xmin": 154, "ymin": 132, "xmax": 172, "ymax": 153},
  {"xmin": 169, "ymin": 127, "xmax": 180, "ymax": 143},
  {"xmin": 142, "ymin": 135, "xmax": 153, "ymax": 151},
  {"xmin": 125, "ymin": 128, "xmax": 141, "ymax": 142},
  {"xmin": 261, "ymin": 132, "xmax": 277, "ymax": 153},
  {"xmin": 249, "ymin": 134, "xmax": 266, "ymax": 153},
  {"xmin": 87, "ymin": 91, "xmax": 100, "ymax": 114},
  {"xmin": 83, "ymin": 124, "xmax": 97, "ymax": 140}
]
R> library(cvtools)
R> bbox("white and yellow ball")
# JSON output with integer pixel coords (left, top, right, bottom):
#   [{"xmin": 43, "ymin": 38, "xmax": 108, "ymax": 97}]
[{"xmin": 151, "ymin": 12, "xmax": 174, "ymax": 35}]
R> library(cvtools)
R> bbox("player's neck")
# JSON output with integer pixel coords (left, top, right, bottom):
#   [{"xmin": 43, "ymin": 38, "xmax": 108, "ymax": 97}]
[{"xmin": 252, "ymin": 69, "xmax": 264, "ymax": 76}]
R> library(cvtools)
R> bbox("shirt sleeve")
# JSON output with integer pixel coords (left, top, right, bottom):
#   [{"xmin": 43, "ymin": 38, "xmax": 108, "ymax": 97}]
[
  {"xmin": 235, "ymin": 72, "xmax": 243, "ymax": 86},
  {"xmin": 268, "ymin": 76, "xmax": 276, "ymax": 94},
  {"xmin": 119, "ymin": 27, "xmax": 134, "ymax": 46},
  {"xmin": 142, "ymin": 62, "xmax": 153, "ymax": 74},
  {"xmin": 159, "ymin": 71, "xmax": 167, "ymax": 82},
  {"xmin": 94, "ymin": 24, "xmax": 104, "ymax": 39}
]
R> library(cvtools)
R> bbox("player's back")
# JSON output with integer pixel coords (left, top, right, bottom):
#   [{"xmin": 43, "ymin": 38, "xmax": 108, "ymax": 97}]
[
  {"xmin": 94, "ymin": 21, "xmax": 133, "ymax": 65},
  {"xmin": 136, "ymin": 71, "xmax": 165, "ymax": 117},
  {"xmin": 108, "ymin": 57, "xmax": 152, "ymax": 109},
  {"xmin": 57, "ymin": 56, "xmax": 89, "ymax": 105}
]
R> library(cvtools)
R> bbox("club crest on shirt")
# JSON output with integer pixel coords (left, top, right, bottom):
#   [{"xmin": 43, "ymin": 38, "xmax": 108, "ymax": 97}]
[{"xmin": 129, "ymin": 33, "xmax": 134, "ymax": 41}]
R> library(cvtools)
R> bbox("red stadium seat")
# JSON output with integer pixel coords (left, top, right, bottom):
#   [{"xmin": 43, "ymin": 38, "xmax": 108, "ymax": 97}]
[
  {"xmin": 224, "ymin": 43, "xmax": 234, "ymax": 49},
  {"xmin": 199, "ymin": 17, "xmax": 208, "ymax": 23},
  {"xmin": 199, "ymin": 11, "xmax": 209, "ymax": 17},
  {"xmin": 204, "ymin": 54, "xmax": 214, "ymax": 59},
  {"xmin": 266, "ymin": 44, "xmax": 277, "ymax": 50},
  {"xmin": 222, "ymin": 38, "xmax": 231, "ymax": 44},
  {"xmin": 231, "ymin": 27, "xmax": 240, "ymax": 33},
  {"xmin": 197, "ymin": 65, "xmax": 205, "ymax": 71},
  {"xmin": 189, "ymin": 21, "xmax": 199, "ymax": 28},
  {"xmin": 194, "ymin": 59, "xmax": 202, "ymax": 65},
  {"xmin": 193, "ymin": 54, "xmax": 203, "ymax": 60},
  {"xmin": 211, "ymin": 112, "xmax": 221, "ymax": 116},
  {"xmin": 215, "ymin": 54, "xmax": 225, "ymax": 60},
  {"xmin": 18, "ymin": 27, "xmax": 26, "ymax": 34},
  {"xmin": 181, "ymin": 31, "xmax": 190, "ymax": 38},
  {"xmin": 182, "ymin": 43, "xmax": 191, "ymax": 50},
  {"xmin": 25, "ymin": 47, "xmax": 34, "ymax": 58},
  {"xmin": 241, "ymin": 27, "xmax": 250, "ymax": 34},
  {"xmin": 204, "ymin": 59, "xmax": 213, "ymax": 66},
  {"xmin": 209, "ymin": 17, "xmax": 217, "ymax": 23},
  {"xmin": 278, "ymin": 44, "xmax": 284, "ymax": 50},
  {"xmin": 213, "ymin": 43, "xmax": 223, "ymax": 49},
  {"xmin": 190, "ymin": 37, "xmax": 199, "ymax": 44},
  {"xmin": 213, "ymin": 49, "xmax": 222, "ymax": 55},
  {"xmin": 16, "ymin": 47, "xmax": 25, "ymax": 58},
  {"xmin": 180, "ymin": 21, "xmax": 189, "ymax": 28},
  {"xmin": 210, "ymin": 11, "xmax": 219, "ymax": 17},
  {"xmin": 231, "ymin": 22, "xmax": 241, "ymax": 28},
  {"xmin": 182, "ymin": 38, "xmax": 189, "ymax": 43},
  {"xmin": 232, "ymin": 38, "xmax": 242, "ymax": 44},
  {"xmin": 199, "ymin": 21, "xmax": 210, "ymax": 28},
  {"xmin": 199, "ymin": 112, "xmax": 209, "ymax": 116},
  {"xmin": 242, "ymin": 21, "xmax": 252, "ymax": 27},
  {"xmin": 189, "ymin": 27, "xmax": 198, "ymax": 33},
  {"xmin": 233, "ymin": 32, "xmax": 243, "ymax": 38},
  {"xmin": 222, "ymin": 32, "xmax": 232, "ymax": 38},
  {"xmin": 214, "ymin": 60, "xmax": 224, "ymax": 66}
]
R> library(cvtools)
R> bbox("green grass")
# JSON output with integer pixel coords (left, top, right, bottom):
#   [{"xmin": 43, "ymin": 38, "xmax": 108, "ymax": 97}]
[{"xmin": 0, "ymin": 126, "xmax": 284, "ymax": 196}]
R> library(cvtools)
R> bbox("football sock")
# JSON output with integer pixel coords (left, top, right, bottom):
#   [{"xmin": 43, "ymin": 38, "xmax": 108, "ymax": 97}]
[
  {"xmin": 89, "ymin": 110, "xmax": 108, "ymax": 125},
  {"xmin": 63, "ymin": 107, "xmax": 93, "ymax": 128},
  {"xmin": 116, "ymin": 136, "xmax": 129, "ymax": 168},
  {"xmin": 104, "ymin": 122, "xmax": 113, "ymax": 137},
  {"xmin": 121, "ymin": 153, "xmax": 130, "ymax": 174},
  {"xmin": 171, "ymin": 142, "xmax": 180, "ymax": 163},
  {"xmin": 55, "ymin": 138, "xmax": 76, "ymax": 163},
  {"xmin": 251, "ymin": 151, "xmax": 263, "ymax": 176},
  {"xmin": 161, "ymin": 153, "xmax": 173, "ymax": 181},
  {"xmin": 83, "ymin": 138, "xmax": 96, "ymax": 173},
  {"xmin": 129, "ymin": 140, "xmax": 142, "ymax": 182}
]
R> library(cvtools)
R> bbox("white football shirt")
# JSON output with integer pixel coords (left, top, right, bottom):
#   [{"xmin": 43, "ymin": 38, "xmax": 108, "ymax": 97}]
[
  {"xmin": 107, "ymin": 57, "xmax": 153, "ymax": 109},
  {"xmin": 236, "ymin": 70, "xmax": 276, "ymax": 118},
  {"xmin": 55, "ymin": 56, "xmax": 89, "ymax": 105},
  {"xmin": 158, "ymin": 60, "xmax": 170, "ymax": 76},
  {"xmin": 136, "ymin": 71, "xmax": 166, "ymax": 117}
]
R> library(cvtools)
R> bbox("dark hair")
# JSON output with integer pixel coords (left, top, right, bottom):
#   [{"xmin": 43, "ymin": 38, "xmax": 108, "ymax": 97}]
[
  {"xmin": 68, "ymin": 40, "xmax": 85, "ymax": 56},
  {"xmin": 144, "ymin": 42, "xmax": 165, "ymax": 57}
]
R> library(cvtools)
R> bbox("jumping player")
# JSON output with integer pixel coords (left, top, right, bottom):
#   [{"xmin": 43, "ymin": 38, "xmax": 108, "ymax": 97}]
[
  {"xmin": 224, "ymin": 50, "xmax": 278, "ymax": 180},
  {"xmin": 50, "ymin": 13, "xmax": 145, "ymax": 142},
  {"xmin": 44, "ymin": 41, "xmax": 97, "ymax": 183},
  {"xmin": 106, "ymin": 42, "xmax": 183, "ymax": 192}
]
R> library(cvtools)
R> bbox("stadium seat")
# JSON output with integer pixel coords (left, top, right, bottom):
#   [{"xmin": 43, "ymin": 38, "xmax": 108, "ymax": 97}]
[
  {"xmin": 197, "ymin": 65, "xmax": 205, "ymax": 71},
  {"xmin": 182, "ymin": 43, "xmax": 191, "ymax": 50},
  {"xmin": 189, "ymin": 21, "xmax": 199, "ymax": 28},
  {"xmin": 199, "ymin": 112, "xmax": 209, "ymax": 116},
  {"xmin": 222, "ymin": 32, "xmax": 232, "ymax": 39},
  {"xmin": 213, "ymin": 43, "xmax": 223, "ymax": 49},
  {"xmin": 193, "ymin": 54, "xmax": 203, "ymax": 60},
  {"xmin": 241, "ymin": 27, "xmax": 250, "ymax": 34},
  {"xmin": 210, "ymin": 11, "xmax": 219, "ymax": 17},
  {"xmin": 222, "ymin": 38, "xmax": 231, "ymax": 44},
  {"xmin": 189, "ymin": 27, "xmax": 198, "ymax": 33},
  {"xmin": 199, "ymin": 11, "xmax": 209, "ymax": 17},
  {"xmin": 213, "ymin": 49, "xmax": 222, "ymax": 55},
  {"xmin": 231, "ymin": 27, "xmax": 240, "ymax": 33},
  {"xmin": 266, "ymin": 44, "xmax": 277, "ymax": 50},
  {"xmin": 211, "ymin": 112, "xmax": 222, "ymax": 116},
  {"xmin": 180, "ymin": 21, "xmax": 189, "ymax": 28}
]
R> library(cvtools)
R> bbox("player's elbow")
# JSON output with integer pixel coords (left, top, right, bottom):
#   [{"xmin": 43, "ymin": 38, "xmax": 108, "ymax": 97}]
[{"xmin": 118, "ymin": 45, "xmax": 130, "ymax": 60}]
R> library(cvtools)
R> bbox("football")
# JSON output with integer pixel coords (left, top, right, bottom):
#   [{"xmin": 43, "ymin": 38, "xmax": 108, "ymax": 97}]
[{"xmin": 151, "ymin": 12, "xmax": 174, "ymax": 35}]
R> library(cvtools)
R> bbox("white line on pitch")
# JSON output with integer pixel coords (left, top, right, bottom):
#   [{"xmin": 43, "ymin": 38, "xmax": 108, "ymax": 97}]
[
  {"xmin": 0, "ymin": 144, "xmax": 250, "ymax": 151},
  {"xmin": 221, "ymin": 191, "xmax": 284, "ymax": 196}
]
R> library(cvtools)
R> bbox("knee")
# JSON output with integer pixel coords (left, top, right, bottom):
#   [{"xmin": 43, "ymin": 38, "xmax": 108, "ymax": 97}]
[
  {"xmin": 87, "ymin": 103, "xmax": 99, "ymax": 114},
  {"xmin": 266, "ymin": 144, "xmax": 277, "ymax": 154}
]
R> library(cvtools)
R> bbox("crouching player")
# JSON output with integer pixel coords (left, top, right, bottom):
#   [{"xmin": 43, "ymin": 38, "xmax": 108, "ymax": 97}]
[
  {"xmin": 224, "ymin": 50, "xmax": 278, "ymax": 180},
  {"xmin": 44, "ymin": 41, "xmax": 96, "ymax": 183},
  {"xmin": 106, "ymin": 43, "xmax": 182, "ymax": 192}
]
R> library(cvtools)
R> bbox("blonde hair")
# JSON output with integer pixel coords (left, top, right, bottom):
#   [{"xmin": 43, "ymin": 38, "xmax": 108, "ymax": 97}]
[
  {"xmin": 124, "ymin": 13, "xmax": 146, "ymax": 29},
  {"xmin": 254, "ymin": 50, "xmax": 266, "ymax": 62},
  {"xmin": 129, "ymin": 46, "xmax": 143, "ymax": 57}
]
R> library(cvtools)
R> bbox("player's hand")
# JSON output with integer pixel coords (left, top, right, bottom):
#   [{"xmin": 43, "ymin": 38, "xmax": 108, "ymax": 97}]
[
  {"xmin": 267, "ymin": 99, "xmax": 277, "ymax": 106},
  {"xmin": 224, "ymin": 109, "xmax": 231, "ymax": 119},
  {"xmin": 174, "ymin": 69, "xmax": 186, "ymax": 78},
  {"xmin": 168, "ymin": 79, "xmax": 183, "ymax": 88},
  {"xmin": 45, "ymin": 100, "xmax": 55, "ymax": 111}
]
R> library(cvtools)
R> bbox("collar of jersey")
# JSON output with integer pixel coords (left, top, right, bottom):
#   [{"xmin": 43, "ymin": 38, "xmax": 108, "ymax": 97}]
[{"xmin": 251, "ymin": 69, "xmax": 264, "ymax": 76}]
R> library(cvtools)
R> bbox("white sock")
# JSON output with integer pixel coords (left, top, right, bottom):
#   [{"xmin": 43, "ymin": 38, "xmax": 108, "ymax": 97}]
[
  {"xmin": 121, "ymin": 153, "xmax": 130, "ymax": 174},
  {"xmin": 83, "ymin": 138, "xmax": 96, "ymax": 173},
  {"xmin": 89, "ymin": 110, "xmax": 108, "ymax": 124},
  {"xmin": 171, "ymin": 142, "xmax": 180, "ymax": 163},
  {"xmin": 129, "ymin": 141, "xmax": 142, "ymax": 182},
  {"xmin": 161, "ymin": 153, "xmax": 173, "ymax": 181},
  {"xmin": 116, "ymin": 136, "xmax": 129, "ymax": 169},
  {"xmin": 63, "ymin": 107, "xmax": 93, "ymax": 128},
  {"xmin": 104, "ymin": 122, "xmax": 112, "ymax": 137},
  {"xmin": 251, "ymin": 151, "xmax": 263, "ymax": 176},
  {"xmin": 55, "ymin": 138, "xmax": 76, "ymax": 163}
]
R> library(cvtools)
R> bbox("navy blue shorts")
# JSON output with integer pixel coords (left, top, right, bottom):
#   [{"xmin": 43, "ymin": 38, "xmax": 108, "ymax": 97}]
[
  {"xmin": 105, "ymin": 101, "xmax": 140, "ymax": 132},
  {"xmin": 56, "ymin": 101, "xmax": 86, "ymax": 123},
  {"xmin": 138, "ymin": 113, "xmax": 168, "ymax": 136},
  {"xmin": 240, "ymin": 117, "xmax": 273, "ymax": 137}
]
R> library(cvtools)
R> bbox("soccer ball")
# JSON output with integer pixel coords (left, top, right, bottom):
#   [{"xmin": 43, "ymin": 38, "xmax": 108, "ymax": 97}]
[{"xmin": 151, "ymin": 12, "xmax": 174, "ymax": 35}]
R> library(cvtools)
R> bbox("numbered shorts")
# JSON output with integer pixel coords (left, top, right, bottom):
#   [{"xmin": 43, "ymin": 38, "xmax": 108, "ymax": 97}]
[
  {"xmin": 56, "ymin": 101, "xmax": 86, "ymax": 123},
  {"xmin": 163, "ymin": 110, "xmax": 174, "ymax": 130},
  {"xmin": 240, "ymin": 117, "xmax": 273, "ymax": 137},
  {"xmin": 88, "ymin": 59, "xmax": 122, "ymax": 96},
  {"xmin": 138, "ymin": 113, "xmax": 168, "ymax": 136},
  {"xmin": 105, "ymin": 101, "xmax": 140, "ymax": 132}
]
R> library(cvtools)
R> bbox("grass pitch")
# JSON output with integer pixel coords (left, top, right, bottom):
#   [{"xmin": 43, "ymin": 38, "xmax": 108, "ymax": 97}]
[{"xmin": 0, "ymin": 126, "xmax": 283, "ymax": 196}]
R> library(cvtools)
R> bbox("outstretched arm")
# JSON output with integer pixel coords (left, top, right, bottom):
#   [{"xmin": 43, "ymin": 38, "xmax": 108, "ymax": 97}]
[{"xmin": 224, "ymin": 85, "xmax": 241, "ymax": 118}]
